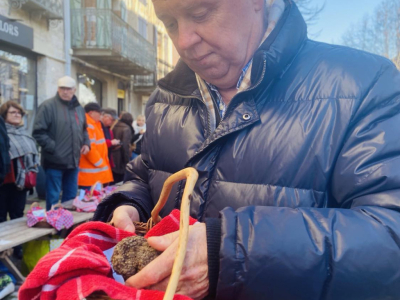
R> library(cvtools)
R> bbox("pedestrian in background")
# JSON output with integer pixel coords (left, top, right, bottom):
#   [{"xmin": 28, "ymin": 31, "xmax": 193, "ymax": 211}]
[
  {"xmin": 131, "ymin": 114, "xmax": 146, "ymax": 159},
  {"xmin": 101, "ymin": 108, "xmax": 120, "ymax": 170},
  {"xmin": 0, "ymin": 115, "xmax": 10, "ymax": 186},
  {"xmin": 33, "ymin": 76, "xmax": 90, "ymax": 210},
  {"xmin": 0, "ymin": 101, "xmax": 38, "ymax": 221},
  {"xmin": 111, "ymin": 112, "xmax": 134, "ymax": 183},
  {"xmin": 78, "ymin": 103, "xmax": 113, "ymax": 189}
]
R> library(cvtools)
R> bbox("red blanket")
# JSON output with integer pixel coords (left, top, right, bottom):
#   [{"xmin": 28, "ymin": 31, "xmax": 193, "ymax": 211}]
[{"xmin": 19, "ymin": 209, "xmax": 197, "ymax": 300}]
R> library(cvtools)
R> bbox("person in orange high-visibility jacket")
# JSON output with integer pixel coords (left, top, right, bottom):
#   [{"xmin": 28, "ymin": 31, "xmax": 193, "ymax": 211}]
[{"xmin": 78, "ymin": 103, "xmax": 113, "ymax": 188}]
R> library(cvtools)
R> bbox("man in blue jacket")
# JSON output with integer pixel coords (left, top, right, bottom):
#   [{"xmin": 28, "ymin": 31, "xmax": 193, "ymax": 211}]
[{"xmin": 94, "ymin": 0, "xmax": 400, "ymax": 299}]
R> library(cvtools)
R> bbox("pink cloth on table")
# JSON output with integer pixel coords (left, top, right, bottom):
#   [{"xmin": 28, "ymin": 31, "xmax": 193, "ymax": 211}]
[
  {"xmin": 46, "ymin": 208, "xmax": 74, "ymax": 231},
  {"xmin": 26, "ymin": 206, "xmax": 46, "ymax": 227}
]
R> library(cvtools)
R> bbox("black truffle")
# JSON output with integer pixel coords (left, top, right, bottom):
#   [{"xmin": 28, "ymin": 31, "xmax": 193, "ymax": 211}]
[{"xmin": 111, "ymin": 236, "xmax": 160, "ymax": 280}]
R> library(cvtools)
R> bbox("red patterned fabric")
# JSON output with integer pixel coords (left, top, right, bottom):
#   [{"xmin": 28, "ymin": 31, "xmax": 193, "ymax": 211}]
[
  {"xmin": 46, "ymin": 208, "xmax": 74, "ymax": 231},
  {"xmin": 26, "ymin": 205, "xmax": 46, "ymax": 227},
  {"xmin": 72, "ymin": 197, "xmax": 99, "ymax": 212},
  {"xmin": 19, "ymin": 209, "xmax": 196, "ymax": 300},
  {"xmin": 73, "ymin": 186, "xmax": 118, "ymax": 212}
]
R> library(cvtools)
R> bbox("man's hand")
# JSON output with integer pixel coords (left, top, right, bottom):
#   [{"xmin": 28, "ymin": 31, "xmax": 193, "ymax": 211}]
[
  {"xmin": 126, "ymin": 223, "xmax": 209, "ymax": 300},
  {"xmin": 80, "ymin": 145, "xmax": 89, "ymax": 155},
  {"xmin": 110, "ymin": 205, "xmax": 140, "ymax": 232},
  {"xmin": 111, "ymin": 139, "xmax": 121, "ymax": 146}
]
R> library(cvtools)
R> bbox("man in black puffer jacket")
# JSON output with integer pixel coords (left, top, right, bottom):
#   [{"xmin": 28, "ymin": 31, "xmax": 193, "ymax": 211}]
[{"xmin": 94, "ymin": 0, "xmax": 400, "ymax": 299}]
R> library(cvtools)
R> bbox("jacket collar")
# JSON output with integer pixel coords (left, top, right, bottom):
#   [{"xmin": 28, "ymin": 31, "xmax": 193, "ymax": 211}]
[
  {"xmin": 157, "ymin": 0, "xmax": 307, "ymax": 96},
  {"xmin": 158, "ymin": 60, "xmax": 198, "ymax": 96},
  {"xmin": 56, "ymin": 92, "xmax": 80, "ymax": 108}
]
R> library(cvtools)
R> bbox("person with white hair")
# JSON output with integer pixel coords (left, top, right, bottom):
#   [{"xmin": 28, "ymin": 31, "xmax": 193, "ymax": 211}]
[
  {"xmin": 131, "ymin": 114, "xmax": 146, "ymax": 159},
  {"xmin": 33, "ymin": 76, "xmax": 90, "ymax": 210}
]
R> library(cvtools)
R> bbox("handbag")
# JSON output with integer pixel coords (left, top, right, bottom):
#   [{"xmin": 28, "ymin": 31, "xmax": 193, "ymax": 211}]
[
  {"xmin": 19, "ymin": 157, "xmax": 37, "ymax": 189},
  {"xmin": 3, "ymin": 160, "xmax": 15, "ymax": 184}
]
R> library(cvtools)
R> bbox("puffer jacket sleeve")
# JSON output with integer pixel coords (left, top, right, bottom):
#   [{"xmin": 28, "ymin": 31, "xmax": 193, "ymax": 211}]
[
  {"xmin": 32, "ymin": 102, "xmax": 56, "ymax": 154},
  {"xmin": 93, "ymin": 153, "xmax": 153, "ymax": 223},
  {"xmin": 94, "ymin": 91, "xmax": 158, "ymax": 223},
  {"xmin": 216, "ymin": 62, "xmax": 400, "ymax": 300}
]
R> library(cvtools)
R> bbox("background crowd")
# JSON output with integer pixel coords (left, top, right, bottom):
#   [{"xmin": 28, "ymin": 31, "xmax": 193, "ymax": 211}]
[{"xmin": 0, "ymin": 75, "xmax": 145, "ymax": 224}]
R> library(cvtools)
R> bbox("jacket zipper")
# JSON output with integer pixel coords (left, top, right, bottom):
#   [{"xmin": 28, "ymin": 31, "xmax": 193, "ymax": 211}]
[
  {"xmin": 224, "ymin": 56, "xmax": 267, "ymax": 117},
  {"xmin": 159, "ymin": 58, "xmax": 267, "ymax": 210},
  {"xmin": 159, "ymin": 56, "xmax": 267, "ymax": 155}
]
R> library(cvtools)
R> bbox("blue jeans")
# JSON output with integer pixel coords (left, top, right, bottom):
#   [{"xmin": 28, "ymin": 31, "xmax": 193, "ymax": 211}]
[{"xmin": 45, "ymin": 168, "xmax": 79, "ymax": 210}]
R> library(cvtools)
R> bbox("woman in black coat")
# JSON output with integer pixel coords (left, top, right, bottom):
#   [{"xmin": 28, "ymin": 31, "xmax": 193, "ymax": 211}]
[
  {"xmin": 0, "ymin": 101, "xmax": 38, "ymax": 222},
  {"xmin": 111, "ymin": 112, "xmax": 134, "ymax": 183}
]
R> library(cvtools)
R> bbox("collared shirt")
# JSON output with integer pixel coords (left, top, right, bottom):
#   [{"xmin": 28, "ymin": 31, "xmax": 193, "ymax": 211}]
[
  {"xmin": 196, "ymin": 0, "xmax": 285, "ymax": 131},
  {"xmin": 205, "ymin": 60, "xmax": 253, "ymax": 118}
]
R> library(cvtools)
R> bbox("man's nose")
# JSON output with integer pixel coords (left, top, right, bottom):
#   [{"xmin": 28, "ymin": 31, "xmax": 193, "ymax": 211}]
[{"xmin": 176, "ymin": 22, "xmax": 201, "ymax": 52}]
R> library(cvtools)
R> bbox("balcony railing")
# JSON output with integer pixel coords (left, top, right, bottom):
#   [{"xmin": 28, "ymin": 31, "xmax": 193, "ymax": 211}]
[
  {"xmin": 132, "ymin": 59, "xmax": 175, "ymax": 92},
  {"xmin": 133, "ymin": 73, "xmax": 155, "ymax": 88},
  {"xmin": 71, "ymin": 8, "xmax": 156, "ymax": 75},
  {"xmin": 10, "ymin": 0, "xmax": 63, "ymax": 19}
]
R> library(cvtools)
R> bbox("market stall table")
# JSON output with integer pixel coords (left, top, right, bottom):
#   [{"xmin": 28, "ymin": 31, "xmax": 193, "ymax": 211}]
[{"xmin": 0, "ymin": 210, "xmax": 94, "ymax": 283}]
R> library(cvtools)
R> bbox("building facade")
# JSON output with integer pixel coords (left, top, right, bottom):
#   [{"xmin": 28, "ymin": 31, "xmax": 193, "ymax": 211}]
[
  {"xmin": 0, "ymin": 0, "xmax": 65, "ymax": 132},
  {"xmin": 0, "ymin": 0, "xmax": 175, "ymax": 133}
]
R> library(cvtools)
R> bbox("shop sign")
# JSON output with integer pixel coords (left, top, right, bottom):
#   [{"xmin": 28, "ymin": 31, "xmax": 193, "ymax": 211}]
[
  {"xmin": 117, "ymin": 89, "xmax": 125, "ymax": 99},
  {"xmin": 0, "ymin": 14, "xmax": 33, "ymax": 50}
]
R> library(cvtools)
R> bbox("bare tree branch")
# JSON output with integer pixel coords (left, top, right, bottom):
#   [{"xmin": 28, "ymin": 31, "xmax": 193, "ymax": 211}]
[
  {"xmin": 293, "ymin": 0, "xmax": 326, "ymax": 38},
  {"xmin": 294, "ymin": 0, "xmax": 325, "ymax": 25},
  {"xmin": 341, "ymin": 0, "xmax": 400, "ymax": 66}
]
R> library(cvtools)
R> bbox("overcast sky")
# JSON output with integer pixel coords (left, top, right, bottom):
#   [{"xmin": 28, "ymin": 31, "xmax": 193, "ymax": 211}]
[{"xmin": 305, "ymin": 0, "xmax": 385, "ymax": 45}]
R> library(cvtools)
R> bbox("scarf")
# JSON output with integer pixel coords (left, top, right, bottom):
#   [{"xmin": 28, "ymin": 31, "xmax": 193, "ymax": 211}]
[
  {"xmin": 132, "ymin": 120, "xmax": 146, "ymax": 144},
  {"xmin": 6, "ymin": 123, "xmax": 39, "ymax": 189}
]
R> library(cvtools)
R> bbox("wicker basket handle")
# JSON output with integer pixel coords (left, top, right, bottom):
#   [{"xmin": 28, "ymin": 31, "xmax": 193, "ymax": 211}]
[
  {"xmin": 146, "ymin": 167, "xmax": 198, "ymax": 300},
  {"xmin": 51, "ymin": 203, "xmax": 64, "ymax": 210},
  {"xmin": 149, "ymin": 168, "xmax": 198, "ymax": 226},
  {"xmin": 90, "ymin": 181, "xmax": 103, "ymax": 197},
  {"xmin": 30, "ymin": 202, "xmax": 41, "ymax": 209}
]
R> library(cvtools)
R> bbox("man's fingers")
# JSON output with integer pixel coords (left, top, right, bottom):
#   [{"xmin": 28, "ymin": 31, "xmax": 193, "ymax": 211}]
[
  {"xmin": 125, "ymin": 239, "xmax": 177, "ymax": 289},
  {"xmin": 110, "ymin": 216, "xmax": 135, "ymax": 233},
  {"xmin": 124, "ymin": 223, "xmax": 136, "ymax": 232},
  {"xmin": 147, "ymin": 230, "xmax": 179, "ymax": 251},
  {"xmin": 81, "ymin": 146, "xmax": 89, "ymax": 154},
  {"xmin": 148, "ymin": 271, "xmax": 208, "ymax": 300},
  {"xmin": 110, "ymin": 206, "xmax": 139, "ymax": 232}
]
